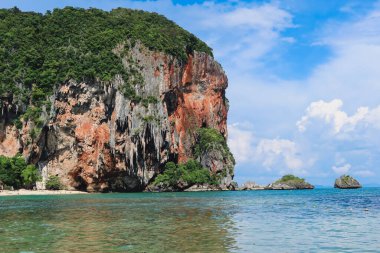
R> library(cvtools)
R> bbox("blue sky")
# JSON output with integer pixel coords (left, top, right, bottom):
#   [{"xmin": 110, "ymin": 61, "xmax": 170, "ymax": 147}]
[{"xmin": 2, "ymin": 0, "xmax": 380, "ymax": 186}]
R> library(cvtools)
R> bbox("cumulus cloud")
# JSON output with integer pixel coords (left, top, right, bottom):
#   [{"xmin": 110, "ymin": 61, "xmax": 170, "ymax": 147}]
[
  {"xmin": 228, "ymin": 123, "xmax": 255, "ymax": 164},
  {"xmin": 296, "ymin": 99, "xmax": 380, "ymax": 134},
  {"xmin": 228, "ymin": 123, "xmax": 306, "ymax": 174},
  {"xmin": 332, "ymin": 163, "xmax": 351, "ymax": 175},
  {"xmin": 296, "ymin": 99, "xmax": 369, "ymax": 134},
  {"xmin": 353, "ymin": 170, "xmax": 375, "ymax": 177},
  {"xmin": 256, "ymin": 138, "xmax": 304, "ymax": 172}
]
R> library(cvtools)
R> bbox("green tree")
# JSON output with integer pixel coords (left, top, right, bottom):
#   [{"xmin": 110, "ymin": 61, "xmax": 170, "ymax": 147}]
[
  {"xmin": 0, "ymin": 155, "xmax": 27, "ymax": 189},
  {"xmin": 46, "ymin": 175, "xmax": 62, "ymax": 190},
  {"xmin": 21, "ymin": 164, "xmax": 40, "ymax": 189},
  {"xmin": 154, "ymin": 159, "xmax": 213, "ymax": 189}
]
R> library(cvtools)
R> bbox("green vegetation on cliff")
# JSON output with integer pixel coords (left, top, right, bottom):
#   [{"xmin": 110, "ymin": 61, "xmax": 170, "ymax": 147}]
[
  {"xmin": 0, "ymin": 7, "xmax": 212, "ymax": 117},
  {"xmin": 194, "ymin": 128, "xmax": 228, "ymax": 156},
  {"xmin": 195, "ymin": 128, "xmax": 234, "ymax": 158},
  {"xmin": 194, "ymin": 127, "xmax": 235, "ymax": 173},
  {"xmin": 0, "ymin": 155, "xmax": 40, "ymax": 189},
  {"xmin": 154, "ymin": 159, "xmax": 217, "ymax": 189},
  {"xmin": 275, "ymin": 175, "xmax": 306, "ymax": 184},
  {"xmin": 154, "ymin": 127, "xmax": 235, "ymax": 189}
]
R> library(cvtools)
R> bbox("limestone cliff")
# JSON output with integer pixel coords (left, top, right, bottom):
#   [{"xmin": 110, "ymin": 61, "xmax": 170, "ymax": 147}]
[
  {"xmin": 334, "ymin": 175, "xmax": 361, "ymax": 189},
  {"xmin": 0, "ymin": 42, "xmax": 234, "ymax": 192}
]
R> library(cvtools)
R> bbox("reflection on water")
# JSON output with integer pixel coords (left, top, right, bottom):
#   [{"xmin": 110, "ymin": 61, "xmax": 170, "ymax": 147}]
[
  {"xmin": 0, "ymin": 193, "xmax": 237, "ymax": 252},
  {"xmin": 0, "ymin": 189, "xmax": 380, "ymax": 252}
]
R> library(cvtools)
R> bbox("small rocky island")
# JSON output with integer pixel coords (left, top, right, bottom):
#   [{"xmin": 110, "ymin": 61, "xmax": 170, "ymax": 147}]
[
  {"xmin": 265, "ymin": 175, "xmax": 314, "ymax": 190},
  {"xmin": 334, "ymin": 175, "xmax": 362, "ymax": 189}
]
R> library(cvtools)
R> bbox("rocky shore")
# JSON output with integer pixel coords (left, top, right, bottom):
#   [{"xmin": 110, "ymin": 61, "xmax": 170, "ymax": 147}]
[
  {"xmin": 265, "ymin": 182, "xmax": 314, "ymax": 190},
  {"xmin": 238, "ymin": 175, "xmax": 314, "ymax": 191},
  {"xmin": 238, "ymin": 181, "xmax": 265, "ymax": 190},
  {"xmin": 1, "ymin": 174, "xmax": 364, "ymax": 194}
]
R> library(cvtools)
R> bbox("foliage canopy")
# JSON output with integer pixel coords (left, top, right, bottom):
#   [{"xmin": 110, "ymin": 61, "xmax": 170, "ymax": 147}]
[
  {"xmin": 0, "ymin": 155, "xmax": 39, "ymax": 189},
  {"xmin": 275, "ymin": 174, "xmax": 305, "ymax": 184},
  {"xmin": 46, "ymin": 175, "xmax": 62, "ymax": 190},
  {"xmin": 194, "ymin": 127, "xmax": 235, "ymax": 166},
  {"xmin": 154, "ymin": 159, "xmax": 216, "ymax": 189}
]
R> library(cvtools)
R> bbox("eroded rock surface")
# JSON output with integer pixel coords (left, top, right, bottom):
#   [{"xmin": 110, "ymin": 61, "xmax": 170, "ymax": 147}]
[
  {"xmin": 334, "ymin": 175, "xmax": 361, "ymax": 189},
  {"xmin": 239, "ymin": 181, "xmax": 264, "ymax": 190},
  {"xmin": 265, "ymin": 182, "xmax": 314, "ymax": 190}
]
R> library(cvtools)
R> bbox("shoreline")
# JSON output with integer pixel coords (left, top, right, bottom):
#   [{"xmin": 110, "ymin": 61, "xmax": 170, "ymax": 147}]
[{"xmin": 0, "ymin": 189, "xmax": 88, "ymax": 196}]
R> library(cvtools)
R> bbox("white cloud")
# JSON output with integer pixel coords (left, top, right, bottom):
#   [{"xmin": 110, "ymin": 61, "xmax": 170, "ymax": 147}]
[
  {"xmin": 228, "ymin": 123, "xmax": 255, "ymax": 164},
  {"xmin": 183, "ymin": 2, "xmax": 295, "ymax": 68},
  {"xmin": 353, "ymin": 170, "xmax": 375, "ymax": 177},
  {"xmin": 321, "ymin": 10, "xmax": 380, "ymax": 47},
  {"xmin": 221, "ymin": 4, "xmax": 293, "ymax": 30},
  {"xmin": 332, "ymin": 163, "xmax": 351, "ymax": 175},
  {"xmin": 297, "ymin": 99, "xmax": 369, "ymax": 134},
  {"xmin": 228, "ymin": 123, "xmax": 306, "ymax": 174},
  {"xmin": 297, "ymin": 99, "xmax": 380, "ymax": 134},
  {"xmin": 305, "ymin": 6, "xmax": 380, "ymax": 109},
  {"xmin": 363, "ymin": 106, "xmax": 380, "ymax": 128},
  {"xmin": 256, "ymin": 138, "xmax": 304, "ymax": 171},
  {"xmin": 282, "ymin": 37, "xmax": 296, "ymax": 43}
]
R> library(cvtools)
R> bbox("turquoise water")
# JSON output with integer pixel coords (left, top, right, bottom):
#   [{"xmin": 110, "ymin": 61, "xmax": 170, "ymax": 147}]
[{"xmin": 0, "ymin": 188, "xmax": 379, "ymax": 253}]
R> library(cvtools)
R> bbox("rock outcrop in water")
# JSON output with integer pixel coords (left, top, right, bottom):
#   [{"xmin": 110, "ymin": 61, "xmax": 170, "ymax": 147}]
[
  {"xmin": 266, "ymin": 175, "xmax": 314, "ymax": 190},
  {"xmin": 0, "ymin": 8, "xmax": 234, "ymax": 192},
  {"xmin": 334, "ymin": 175, "xmax": 361, "ymax": 189},
  {"xmin": 239, "ymin": 181, "xmax": 264, "ymax": 190}
]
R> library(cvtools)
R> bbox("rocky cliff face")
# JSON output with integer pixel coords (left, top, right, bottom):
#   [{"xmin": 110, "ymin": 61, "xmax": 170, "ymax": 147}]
[{"xmin": 0, "ymin": 43, "xmax": 234, "ymax": 192}]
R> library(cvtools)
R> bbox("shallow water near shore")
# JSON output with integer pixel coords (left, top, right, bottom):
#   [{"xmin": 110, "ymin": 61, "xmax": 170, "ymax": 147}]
[{"xmin": 0, "ymin": 188, "xmax": 379, "ymax": 253}]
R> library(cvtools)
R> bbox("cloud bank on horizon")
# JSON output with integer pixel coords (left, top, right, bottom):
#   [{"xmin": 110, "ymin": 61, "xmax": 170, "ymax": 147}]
[{"xmin": 1, "ymin": 0, "xmax": 380, "ymax": 185}]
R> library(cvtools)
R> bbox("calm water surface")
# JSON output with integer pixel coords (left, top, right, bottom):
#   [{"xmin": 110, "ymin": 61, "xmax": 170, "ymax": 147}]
[{"xmin": 0, "ymin": 188, "xmax": 379, "ymax": 252}]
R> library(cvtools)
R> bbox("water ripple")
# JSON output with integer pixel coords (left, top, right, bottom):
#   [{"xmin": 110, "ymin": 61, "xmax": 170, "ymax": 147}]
[{"xmin": 0, "ymin": 188, "xmax": 379, "ymax": 252}]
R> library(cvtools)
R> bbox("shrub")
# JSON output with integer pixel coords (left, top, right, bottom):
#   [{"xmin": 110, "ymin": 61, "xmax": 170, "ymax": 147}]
[
  {"xmin": 194, "ymin": 128, "xmax": 226, "ymax": 156},
  {"xmin": 0, "ymin": 155, "xmax": 41, "ymax": 189},
  {"xmin": 275, "ymin": 174, "xmax": 305, "ymax": 184},
  {"xmin": 46, "ymin": 175, "xmax": 62, "ymax": 190},
  {"xmin": 154, "ymin": 162, "xmax": 182, "ymax": 187},
  {"xmin": 21, "ymin": 165, "xmax": 41, "ymax": 189},
  {"xmin": 180, "ymin": 159, "xmax": 210, "ymax": 185},
  {"xmin": 0, "ymin": 155, "xmax": 27, "ymax": 189},
  {"xmin": 141, "ymin": 96, "xmax": 159, "ymax": 107},
  {"xmin": 154, "ymin": 160, "xmax": 213, "ymax": 188},
  {"xmin": 194, "ymin": 128, "xmax": 235, "ymax": 164}
]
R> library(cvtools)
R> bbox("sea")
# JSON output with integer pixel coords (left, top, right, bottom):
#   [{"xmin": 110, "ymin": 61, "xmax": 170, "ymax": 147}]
[{"xmin": 0, "ymin": 188, "xmax": 379, "ymax": 253}]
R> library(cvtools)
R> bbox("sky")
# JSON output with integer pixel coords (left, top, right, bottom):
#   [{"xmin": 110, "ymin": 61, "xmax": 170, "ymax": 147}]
[{"xmin": 2, "ymin": 0, "xmax": 380, "ymax": 186}]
